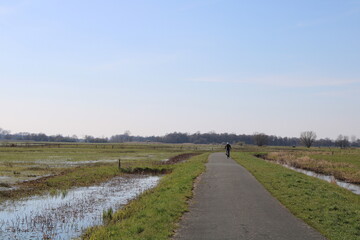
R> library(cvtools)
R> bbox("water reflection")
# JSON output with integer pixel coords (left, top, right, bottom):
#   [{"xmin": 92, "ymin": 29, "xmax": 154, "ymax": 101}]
[{"xmin": 0, "ymin": 175, "xmax": 160, "ymax": 240}]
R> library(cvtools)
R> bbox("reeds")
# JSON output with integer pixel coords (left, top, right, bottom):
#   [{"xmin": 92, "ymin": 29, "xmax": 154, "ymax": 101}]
[{"xmin": 263, "ymin": 152, "xmax": 360, "ymax": 183}]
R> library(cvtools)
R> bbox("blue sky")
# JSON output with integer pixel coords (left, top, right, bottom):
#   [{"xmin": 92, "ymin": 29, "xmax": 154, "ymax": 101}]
[{"xmin": 1, "ymin": 0, "xmax": 359, "ymax": 139}]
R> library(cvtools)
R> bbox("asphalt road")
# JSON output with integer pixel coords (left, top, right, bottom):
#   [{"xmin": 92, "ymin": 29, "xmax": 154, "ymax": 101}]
[{"xmin": 173, "ymin": 153, "xmax": 327, "ymax": 240}]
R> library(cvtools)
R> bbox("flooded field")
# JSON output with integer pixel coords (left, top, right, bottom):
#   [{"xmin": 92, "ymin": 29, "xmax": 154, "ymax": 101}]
[
  {"xmin": 0, "ymin": 143, "xmax": 193, "ymax": 185},
  {"xmin": 0, "ymin": 143, "xmax": 206, "ymax": 239},
  {"xmin": 0, "ymin": 175, "xmax": 160, "ymax": 240}
]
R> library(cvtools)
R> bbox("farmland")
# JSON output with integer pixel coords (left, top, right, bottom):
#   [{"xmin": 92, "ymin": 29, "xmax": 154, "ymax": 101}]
[{"xmin": 0, "ymin": 143, "xmax": 359, "ymax": 239}]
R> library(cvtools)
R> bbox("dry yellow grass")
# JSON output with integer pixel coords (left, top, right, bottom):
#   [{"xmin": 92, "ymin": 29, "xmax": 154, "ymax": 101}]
[{"xmin": 265, "ymin": 152, "xmax": 360, "ymax": 183}]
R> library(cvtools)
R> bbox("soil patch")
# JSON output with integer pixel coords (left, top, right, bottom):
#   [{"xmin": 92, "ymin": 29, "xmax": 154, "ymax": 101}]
[{"xmin": 161, "ymin": 153, "xmax": 201, "ymax": 165}]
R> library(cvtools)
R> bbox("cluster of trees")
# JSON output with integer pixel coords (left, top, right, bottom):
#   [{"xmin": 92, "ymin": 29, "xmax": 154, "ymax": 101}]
[
  {"xmin": 299, "ymin": 131, "xmax": 359, "ymax": 148},
  {"xmin": 334, "ymin": 135, "xmax": 351, "ymax": 149},
  {"xmin": 1, "ymin": 127, "xmax": 359, "ymax": 148},
  {"xmin": 84, "ymin": 135, "xmax": 108, "ymax": 143}
]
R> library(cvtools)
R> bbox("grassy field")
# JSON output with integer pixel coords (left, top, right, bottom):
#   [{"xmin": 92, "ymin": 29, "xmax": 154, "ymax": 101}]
[
  {"xmin": 232, "ymin": 151, "xmax": 360, "ymax": 240},
  {"xmin": 259, "ymin": 147, "xmax": 360, "ymax": 183}
]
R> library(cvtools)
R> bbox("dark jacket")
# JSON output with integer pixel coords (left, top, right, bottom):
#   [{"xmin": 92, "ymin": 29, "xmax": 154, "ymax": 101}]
[{"xmin": 225, "ymin": 143, "xmax": 231, "ymax": 151}]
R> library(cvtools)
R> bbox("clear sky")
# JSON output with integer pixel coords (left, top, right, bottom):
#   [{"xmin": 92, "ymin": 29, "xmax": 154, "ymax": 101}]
[{"xmin": 1, "ymin": 0, "xmax": 359, "ymax": 139}]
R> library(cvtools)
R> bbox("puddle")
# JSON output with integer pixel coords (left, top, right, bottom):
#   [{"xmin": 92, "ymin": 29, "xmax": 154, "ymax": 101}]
[
  {"xmin": 0, "ymin": 175, "xmax": 160, "ymax": 240},
  {"xmin": 0, "ymin": 174, "xmax": 55, "ymax": 186},
  {"xmin": 0, "ymin": 176, "xmax": 11, "ymax": 180},
  {"xmin": 267, "ymin": 160, "xmax": 360, "ymax": 195},
  {"xmin": 62, "ymin": 159, "xmax": 118, "ymax": 166}
]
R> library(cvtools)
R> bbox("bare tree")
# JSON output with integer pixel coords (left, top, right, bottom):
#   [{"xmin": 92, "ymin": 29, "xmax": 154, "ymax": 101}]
[
  {"xmin": 253, "ymin": 132, "xmax": 268, "ymax": 146},
  {"xmin": 0, "ymin": 128, "xmax": 10, "ymax": 137},
  {"xmin": 300, "ymin": 131, "xmax": 317, "ymax": 148},
  {"xmin": 350, "ymin": 135, "xmax": 357, "ymax": 147},
  {"xmin": 336, "ymin": 135, "xmax": 350, "ymax": 149}
]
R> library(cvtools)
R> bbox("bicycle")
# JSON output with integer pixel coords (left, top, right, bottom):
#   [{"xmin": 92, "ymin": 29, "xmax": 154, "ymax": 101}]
[{"xmin": 226, "ymin": 149, "xmax": 230, "ymax": 158}]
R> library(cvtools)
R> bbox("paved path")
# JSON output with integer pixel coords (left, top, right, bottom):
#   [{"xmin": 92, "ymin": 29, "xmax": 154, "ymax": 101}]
[{"xmin": 173, "ymin": 153, "xmax": 327, "ymax": 240}]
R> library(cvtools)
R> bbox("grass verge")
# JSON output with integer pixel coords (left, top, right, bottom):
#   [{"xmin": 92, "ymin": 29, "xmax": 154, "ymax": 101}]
[
  {"xmin": 83, "ymin": 153, "xmax": 209, "ymax": 240},
  {"xmin": 232, "ymin": 152, "xmax": 360, "ymax": 240}
]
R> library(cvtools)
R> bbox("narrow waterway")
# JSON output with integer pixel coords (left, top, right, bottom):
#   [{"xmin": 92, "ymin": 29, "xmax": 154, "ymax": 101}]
[
  {"xmin": 282, "ymin": 164, "xmax": 360, "ymax": 195},
  {"xmin": 0, "ymin": 175, "xmax": 160, "ymax": 240},
  {"xmin": 264, "ymin": 159, "xmax": 360, "ymax": 195}
]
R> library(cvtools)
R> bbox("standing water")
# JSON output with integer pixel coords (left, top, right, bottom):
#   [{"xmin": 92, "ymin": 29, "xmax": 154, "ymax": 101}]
[{"xmin": 0, "ymin": 175, "xmax": 160, "ymax": 240}]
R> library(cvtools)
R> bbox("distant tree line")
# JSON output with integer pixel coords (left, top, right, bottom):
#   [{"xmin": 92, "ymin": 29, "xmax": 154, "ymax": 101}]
[
  {"xmin": 1, "ymin": 127, "xmax": 359, "ymax": 148},
  {"xmin": 0, "ymin": 129, "xmax": 79, "ymax": 142}
]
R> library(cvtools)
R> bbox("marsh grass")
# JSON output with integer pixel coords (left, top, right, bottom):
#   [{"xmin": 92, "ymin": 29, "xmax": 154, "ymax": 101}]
[{"xmin": 103, "ymin": 207, "xmax": 114, "ymax": 224}]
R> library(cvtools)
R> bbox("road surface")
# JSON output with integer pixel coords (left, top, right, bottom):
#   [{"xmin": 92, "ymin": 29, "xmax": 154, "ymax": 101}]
[{"xmin": 173, "ymin": 153, "xmax": 327, "ymax": 240}]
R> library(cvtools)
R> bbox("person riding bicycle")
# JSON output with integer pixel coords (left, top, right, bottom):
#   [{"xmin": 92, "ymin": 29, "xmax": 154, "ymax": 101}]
[{"xmin": 225, "ymin": 142, "xmax": 232, "ymax": 158}]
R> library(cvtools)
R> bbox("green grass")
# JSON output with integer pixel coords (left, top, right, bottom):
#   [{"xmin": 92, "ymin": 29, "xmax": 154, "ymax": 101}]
[
  {"xmin": 44, "ymin": 161, "xmax": 173, "ymax": 190},
  {"xmin": 232, "ymin": 152, "xmax": 360, "ymax": 240},
  {"xmin": 83, "ymin": 153, "xmax": 209, "ymax": 240},
  {"xmin": 0, "ymin": 143, "xmax": 213, "ymax": 185},
  {"xmin": 45, "ymin": 163, "xmax": 122, "ymax": 189},
  {"xmin": 310, "ymin": 149, "xmax": 360, "ymax": 168},
  {"xmin": 0, "ymin": 144, "xmax": 184, "ymax": 163},
  {"xmin": 0, "ymin": 163, "xmax": 123, "ymax": 202}
]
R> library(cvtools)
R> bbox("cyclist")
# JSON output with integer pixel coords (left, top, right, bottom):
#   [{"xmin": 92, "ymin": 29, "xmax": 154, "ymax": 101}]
[{"xmin": 225, "ymin": 142, "xmax": 232, "ymax": 158}]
